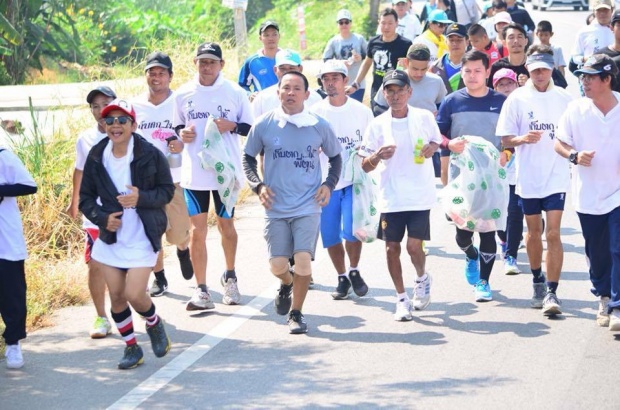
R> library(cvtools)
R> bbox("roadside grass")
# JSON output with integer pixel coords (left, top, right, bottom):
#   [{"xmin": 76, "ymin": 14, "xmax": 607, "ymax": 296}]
[{"xmin": 0, "ymin": 39, "xmax": 258, "ymax": 356}]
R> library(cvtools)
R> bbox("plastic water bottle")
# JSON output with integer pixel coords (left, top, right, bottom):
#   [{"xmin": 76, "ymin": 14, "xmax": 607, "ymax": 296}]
[{"xmin": 414, "ymin": 138, "xmax": 425, "ymax": 164}]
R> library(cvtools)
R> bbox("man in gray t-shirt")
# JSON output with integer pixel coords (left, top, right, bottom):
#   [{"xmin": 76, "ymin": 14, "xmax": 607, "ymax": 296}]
[{"xmin": 243, "ymin": 71, "xmax": 342, "ymax": 335}]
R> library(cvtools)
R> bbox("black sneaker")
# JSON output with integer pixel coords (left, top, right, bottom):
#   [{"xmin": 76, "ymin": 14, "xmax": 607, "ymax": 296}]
[
  {"xmin": 288, "ymin": 310, "xmax": 308, "ymax": 334},
  {"xmin": 348, "ymin": 270, "xmax": 369, "ymax": 297},
  {"xmin": 146, "ymin": 318, "xmax": 171, "ymax": 358},
  {"xmin": 275, "ymin": 282, "xmax": 293, "ymax": 315},
  {"xmin": 177, "ymin": 248, "xmax": 194, "ymax": 280},
  {"xmin": 149, "ymin": 272, "xmax": 168, "ymax": 297},
  {"xmin": 118, "ymin": 344, "xmax": 144, "ymax": 370},
  {"xmin": 331, "ymin": 276, "xmax": 352, "ymax": 300}
]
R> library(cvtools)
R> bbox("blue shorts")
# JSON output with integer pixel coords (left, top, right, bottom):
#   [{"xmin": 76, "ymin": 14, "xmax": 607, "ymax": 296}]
[
  {"xmin": 519, "ymin": 192, "xmax": 566, "ymax": 216},
  {"xmin": 184, "ymin": 189, "xmax": 233, "ymax": 218},
  {"xmin": 320, "ymin": 185, "xmax": 358, "ymax": 248}
]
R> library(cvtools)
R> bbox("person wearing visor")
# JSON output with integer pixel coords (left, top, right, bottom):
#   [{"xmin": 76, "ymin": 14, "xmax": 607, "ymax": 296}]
[
  {"xmin": 555, "ymin": 55, "xmax": 620, "ymax": 332},
  {"xmin": 79, "ymin": 99, "xmax": 174, "ymax": 369},
  {"xmin": 498, "ymin": 45, "xmax": 573, "ymax": 316}
]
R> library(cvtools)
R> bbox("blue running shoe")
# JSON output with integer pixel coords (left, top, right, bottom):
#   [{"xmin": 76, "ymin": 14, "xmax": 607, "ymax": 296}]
[
  {"xmin": 504, "ymin": 256, "xmax": 520, "ymax": 275},
  {"xmin": 499, "ymin": 241, "xmax": 507, "ymax": 258},
  {"xmin": 465, "ymin": 252, "xmax": 480, "ymax": 285},
  {"xmin": 474, "ymin": 280, "xmax": 493, "ymax": 302}
]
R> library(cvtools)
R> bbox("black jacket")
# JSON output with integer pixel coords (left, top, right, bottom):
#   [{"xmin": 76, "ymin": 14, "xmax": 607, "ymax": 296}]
[{"xmin": 79, "ymin": 133, "xmax": 174, "ymax": 253}]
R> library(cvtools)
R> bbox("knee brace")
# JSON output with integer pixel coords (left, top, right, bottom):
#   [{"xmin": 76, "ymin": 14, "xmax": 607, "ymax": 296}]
[
  {"xmin": 269, "ymin": 257, "xmax": 290, "ymax": 277},
  {"xmin": 293, "ymin": 252, "xmax": 312, "ymax": 276}
]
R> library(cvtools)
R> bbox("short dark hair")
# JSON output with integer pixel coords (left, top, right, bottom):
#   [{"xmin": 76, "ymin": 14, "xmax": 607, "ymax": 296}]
[
  {"xmin": 468, "ymin": 24, "xmax": 488, "ymax": 37},
  {"xmin": 461, "ymin": 50, "xmax": 490, "ymax": 69},
  {"xmin": 379, "ymin": 8, "xmax": 399, "ymax": 21},
  {"xmin": 536, "ymin": 20, "xmax": 553, "ymax": 33},
  {"xmin": 502, "ymin": 22, "xmax": 527, "ymax": 39},
  {"xmin": 492, "ymin": 0, "xmax": 507, "ymax": 9},
  {"xmin": 279, "ymin": 71, "xmax": 309, "ymax": 91},
  {"xmin": 600, "ymin": 72, "xmax": 618, "ymax": 90},
  {"xmin": 527, "ymin": 44, "xmax": 553, "ymax": 56}
]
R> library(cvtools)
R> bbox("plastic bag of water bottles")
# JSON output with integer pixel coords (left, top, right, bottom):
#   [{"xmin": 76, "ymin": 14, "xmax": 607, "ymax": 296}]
[
  {"xmin": 343, "ymin": 149, "xmax": 379, "ymax": 243},
  {"xmin": 439, "ymin": 136, "xmax": 509, "ymax": 233},
  {"xmin": 198, "ymin": 116, "xmax": 241, "ymax": 217}
]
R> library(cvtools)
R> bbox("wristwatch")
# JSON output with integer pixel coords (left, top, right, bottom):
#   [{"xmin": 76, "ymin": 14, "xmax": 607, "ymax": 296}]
[{"xmin": 568, "ymin": 150, "xmax": 579, "ymax": 165}]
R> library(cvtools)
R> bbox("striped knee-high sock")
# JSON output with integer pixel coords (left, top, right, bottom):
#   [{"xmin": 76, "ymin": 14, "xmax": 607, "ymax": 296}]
[{"xmin": 111, "ymin": 307, "xmax": 136, "ymax": 346}]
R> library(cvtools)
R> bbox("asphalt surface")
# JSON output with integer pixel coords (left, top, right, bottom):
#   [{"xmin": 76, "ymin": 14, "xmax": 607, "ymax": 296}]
[{"xmin": 2, "ymin": 5, "xmax": 617, "ymax": 410}]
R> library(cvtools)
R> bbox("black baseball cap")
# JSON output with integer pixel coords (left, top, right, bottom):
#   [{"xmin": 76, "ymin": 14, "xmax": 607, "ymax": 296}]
[
  {"xmin": 574, "ymin": 54, "xmax": 619, "ymax": 76},
  {"xmin": 445, "ymin": 23, "xmax": 468, "ymax": 38},
  {"xmin": 195, "ymin": 42, "xmax": 223, "ymax": 61},
  {"xmin": 259, "ymin": 20, "xmax": 279, "ymax": 35},
  {"xmin": 612, "ymin": 10, "xmax": 620, "ymax": 25},
  {"xmin": 86, "ymin": 86, "xmax": 116, "ymax": 104},
  {"xmin": 145, "ymin": 51, "xmax": 173, "ymax": 72},
  {"xmin": 383, "ymin": 70, "xmax": 410, "ymax": 87}
]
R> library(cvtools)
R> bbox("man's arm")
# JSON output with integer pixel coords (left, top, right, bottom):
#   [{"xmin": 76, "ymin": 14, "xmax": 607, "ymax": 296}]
[
  {"xmin": 242, "ymin": 153, "xmax": 263, "ymax": 194},
  {"xmin": 346, "ymin": 56, "xmax": 373, "ymax": 94},
  {"xmin": 323, "ymin": 154, "xmax": 342, "ymax": 191}
]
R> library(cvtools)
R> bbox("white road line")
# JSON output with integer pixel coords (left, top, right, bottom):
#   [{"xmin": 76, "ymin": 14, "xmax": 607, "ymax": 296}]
[{"xmin": 107, "ymin": 282, "xmax": 279, "ymax": 410}]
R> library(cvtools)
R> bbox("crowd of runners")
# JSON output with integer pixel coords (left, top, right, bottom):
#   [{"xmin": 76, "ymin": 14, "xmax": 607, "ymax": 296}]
[{"xmin": 1, "ymin": 0, "xmax": 620, "ymax": 371}]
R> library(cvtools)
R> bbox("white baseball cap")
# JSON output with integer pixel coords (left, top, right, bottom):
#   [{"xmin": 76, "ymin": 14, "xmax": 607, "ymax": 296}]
[
  {"xmin": 319, "ymin": 59, "xmax": 348, "ymax": 78},
  {"xmin": 336, "ymin": 9, "xmax": 352, "ymax": 22}
]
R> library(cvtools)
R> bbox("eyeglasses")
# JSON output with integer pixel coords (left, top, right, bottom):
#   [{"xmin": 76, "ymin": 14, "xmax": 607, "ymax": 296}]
[
  {"xmin": 103, "ymin": 116, "xmax": 132, "ymax": 125},
  {"xmin": 579, "ymin": 74, "xmax": 599, "ymax": 83},
  {"xmin": 434, "ymin": 22, "xmax": 447, "ymax": 28},
  {"xmin": 385, "ymin": 87, "xmax": 410, "ymax": 97},
  {"xmin": 338, "ymin": 20, "xmax": 351, "ymax": 25}
]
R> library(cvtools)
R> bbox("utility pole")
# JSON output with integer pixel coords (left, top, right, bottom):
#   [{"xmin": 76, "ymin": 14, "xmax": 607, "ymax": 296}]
[{"xmin": 222, "ymin": 0, "xmax": 248, "ymax": 65}]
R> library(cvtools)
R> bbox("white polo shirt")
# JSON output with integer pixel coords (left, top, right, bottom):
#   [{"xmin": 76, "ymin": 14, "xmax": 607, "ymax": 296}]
[{"xmin": 556, "ymin": 92, "xmax": 620, "ymax": 215}]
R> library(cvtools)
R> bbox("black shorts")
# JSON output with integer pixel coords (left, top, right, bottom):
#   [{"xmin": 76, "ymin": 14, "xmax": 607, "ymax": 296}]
[
  {"xmin": 184, "ymin": 189, "xmax": 234, "ymax": 218},
  {"xmin": 377, "ymin": 210, "xmax": 431, "ymax": 242}
]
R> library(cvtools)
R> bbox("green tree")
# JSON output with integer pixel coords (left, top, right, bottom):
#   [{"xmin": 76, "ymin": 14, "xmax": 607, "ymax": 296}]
[{"xmin": 0, "ymin": 0, "xmax": 80, "ymax": 84}]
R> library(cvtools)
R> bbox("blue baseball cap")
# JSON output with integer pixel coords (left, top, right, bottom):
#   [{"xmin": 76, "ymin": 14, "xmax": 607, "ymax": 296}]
[
  {"xmin": 275, "ymin": 49, "xmax": 302, "ymax": 67},
  {"xmin": 428, "ymin": 10, "xmax": 452, "ymax": 24}
]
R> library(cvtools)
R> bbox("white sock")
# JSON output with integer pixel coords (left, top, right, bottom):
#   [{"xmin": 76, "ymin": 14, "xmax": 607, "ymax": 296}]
[
  {"xmin": 348, "ymin": 266, "xmax": 358, "ymax": 272},
  {"xmin": 397, "ymin": 292, "xmax": 408, "ymax": 301},
  {"xmin": 417, "ymin": 273, "xmax": 428, "ymax": 282},
  {"xmin": 338, "ymin": 272, "xmax": 347, "ymax": 277}
]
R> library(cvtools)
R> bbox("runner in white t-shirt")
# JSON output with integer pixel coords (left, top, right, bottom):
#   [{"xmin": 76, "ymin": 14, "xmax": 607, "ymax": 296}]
[
  {"xmin": 66, "ymin": 86, "xmax": 116, "ymax": 339},
  {"xmin": 0, "ymin": 148, "xmax": 37, "ymax": 369},
  {"xmin": 310, "ymin": 60, "xmax": 374, "ymax": 300},
  {"xmin": 555, "ymin": 54, "xmax": 620, "ymax": 332},
  {"xmin": 172, "ymin": 42, "xmax": 253, "ymax": 311},
  {"xmin": 132, "ymin": 51, "xmax": 193, "ymax": 298},
  {"xmin": 499, "ymin": 46, "xmax": 573, "ymax": 317},
  {"xmin": 359, "ymin": 69, "xmax": 441, "ymax": 321}
]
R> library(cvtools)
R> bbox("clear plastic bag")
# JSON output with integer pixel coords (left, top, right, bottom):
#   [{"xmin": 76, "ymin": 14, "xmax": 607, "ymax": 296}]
[
  {"xmin": 198, "ymin": 116, "xmax": 241, "ymax": 217},
  {"xmin": 439, "ymin": 136, "xmax": 509, "ymax": 232},
  {"xmin": 343, "ymin": 149, "xmax": 380, "ymax": 243}
]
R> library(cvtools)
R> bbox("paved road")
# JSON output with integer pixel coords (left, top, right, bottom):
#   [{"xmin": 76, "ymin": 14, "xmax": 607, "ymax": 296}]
[{"xmin": 2, "ymin": 7, "xmax": 618, "ymax": 410}]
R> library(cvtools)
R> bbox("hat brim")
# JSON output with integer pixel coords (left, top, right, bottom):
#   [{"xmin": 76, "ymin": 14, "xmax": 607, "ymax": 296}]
[
  {"xmin": 277, "ymin": 59, "xmax": 301, "ymax": 67},
  {"xmin": 432, "ymin": 19, "xmax": 453, "ymax": 24},
  {"xmin": 86, "ymin": 88, "xmax": 116, "ymax": 104},
  {"xmin": 493, "ymin": 76, "xmax": 517, "ymax": 87},
  {"xmin": 319, "ymin": 69, "xmax": 348, "ymax": 78},
  {"xmin": 383, "ymin": 79, "xmax": 410, "ymax": 88},
  {"xmin": 574, "ymin": 67, "xmax": 602, "ymax": 75},
  {"xmin": 260, "ymin": 24, "xmax": 279, "ymax": 34},
  {"xmin": 527, "ymin": 62, "xmax": 554, "ymax": 71},
  {"xmin": 446, "ymin": 32, "xmax": 466, "ymax": 37},
  {"xmin": 195, "ymin": 54, "xmax": 222, "ymax": 61},
  {"xmin": 145, "ymin": 62, "xmax": 171, "ymax": 71},
  {"xmin": 594, "ymin": 4, "xmax": 612, "ymax": 9},
  {"xmin": 100, "ymin": 104, "xmax": 135, "ymax": 122}
]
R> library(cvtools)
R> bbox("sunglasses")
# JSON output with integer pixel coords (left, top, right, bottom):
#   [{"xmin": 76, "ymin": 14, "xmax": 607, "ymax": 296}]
[
  {"xmin": 338, "ymin": 20, "xmax": 351, "ymax": 25},
  {"xmin": 434, "ymin": 22, "xmax": 447, "ymax": 28},
  {"xmin": 103, "ymin": 116, "xmax": 132, "ymax": 125}
]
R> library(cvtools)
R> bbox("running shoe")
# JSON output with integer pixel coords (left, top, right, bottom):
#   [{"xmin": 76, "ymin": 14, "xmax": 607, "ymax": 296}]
[
  {"xmin": 598, "ymin": 296, "xmax": 611, "ymax": 327},
  {"xmin": 348, "ymin": 270, "xmax": 369, "ymax": 297},
  {"xmin": 5, "ymin": 343, "xmax": 24, "ymax": 369},
  {"xmin": 474, "ymin": 280, "xmax": 493, "ymax": 302},
  {"xmin": 149, "ymin": 272, "xmax": 168, "ymax": 297},
  {"xmin": 118, "ymin": 344, "xmax": 144, "ymax": 370},
  {"xmin": 464, "ymin": 251, "xmax": 480, "ymax": 285},
  {"xmin": 288, "ymin": 310, "xmax": 308, "ymax": 334},
  {"xmin": 177, "ymin": 248, "xmax": 194, "ymax": 280},
  {"xmin": 412, "ymin": 273, "xmax": 432, "ymax": 311},
  {"xmin": 220, "ymin": 273, "xmax": 241, "ymax": 305},
  {"xmin": 89, "ymin": 316, "xmax": 112, "ymax": 339},
  {"xmin": 331, "ymin": 275, "xmax": 352, "ymax": 300},
  {"xmin": 542, "ymin": 292, "xmax": 562, "ymax": 316},
  {"xmin": 146, "ymin": 318, "xmax": 171, "ymax": 358},
  {"xmin": 275, "ymin": 282, "xmax": 293, "ymax": 315},
  {"xmin": 186, "ymin": 287, "xmax": 215, "ymax": 311},
  {"xmin": 394, "ymin": 299, "xmax": 413, "ymax": 321},
  {"xmin": 531, "ymin": 279, "xmax": 547, "ymax": 309},
  {"xmin": 504, "ymin": 256, "xmax": 520, "ymax": 275},
  {"xmin": 609, "ymin": 309, "xmax": 620, "ymax": 331},
  {"xmin": 499, "ymin": 241, "xmax": 507, "ymax": 259}
]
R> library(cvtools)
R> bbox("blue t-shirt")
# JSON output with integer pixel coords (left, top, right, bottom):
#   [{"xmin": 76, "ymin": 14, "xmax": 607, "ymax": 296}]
[
  {"xmin": 436, "ymin": 88, "xmax": 506, "ymax": 154},
  {"xmin": 238, "ymin": 51, "xmax": 278, "ymax": 93}
]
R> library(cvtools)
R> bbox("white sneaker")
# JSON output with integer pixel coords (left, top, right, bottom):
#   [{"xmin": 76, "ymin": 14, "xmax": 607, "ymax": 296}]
[
  {"xmin": 220, "ymin": 273, "xmax": 241, "ymax": 305},
  {"xmin": 186, "ymin": 287, "xmax": 215, "ymax": 311},
  {"xmin": 89, "ymin": 316, "xmax": 112, "ymax": 339},
  {"xmin": 412, "ymin": 273, "xmax": 432, "ymax": 311},
  {"xmin": 5, "ymin": 343, "xmax": 24, "ymax": 369},
  {"xmin": 394, "ymin": 299, "xmax": 413, "ymax": 321},
  {"xmin": 609, "ymin": 309, "xmax": 620, "ymax": 331},
  {"xmin": 597, "ymin": 297, "xmax": 611, "ymax": 327}
]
